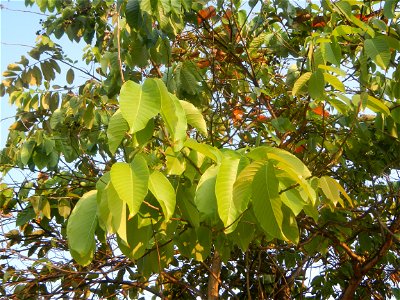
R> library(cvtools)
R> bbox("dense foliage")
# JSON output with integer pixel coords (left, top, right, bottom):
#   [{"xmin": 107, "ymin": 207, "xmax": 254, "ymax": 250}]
[{"xmin": 1, "ymin": 0, "xmax": 400, "ymax": 299}]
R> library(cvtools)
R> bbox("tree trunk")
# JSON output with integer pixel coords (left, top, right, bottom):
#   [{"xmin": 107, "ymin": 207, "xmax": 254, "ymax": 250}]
[{"xmin": 207, "ymin": 250, "xmax": 222, "ymax": 300}]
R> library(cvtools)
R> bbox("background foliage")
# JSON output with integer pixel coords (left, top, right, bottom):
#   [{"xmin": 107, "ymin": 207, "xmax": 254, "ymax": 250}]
[{"xmin": 1, "ymin": 0, "xmax": 400, "ymax": 299}]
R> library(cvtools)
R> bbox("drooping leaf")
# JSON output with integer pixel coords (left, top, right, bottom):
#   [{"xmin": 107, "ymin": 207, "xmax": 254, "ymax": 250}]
[
  {"xmin": 247, "ymin": 146, "xmax": 312, "ymax": 178},
  {"xmin": 281, "ymin": 204, "xmax": 299, "ymax": 244},
  {"xmin": 184, "ymin": 138, "xmax": 222, "ymax": 163},
  {"xmin": 195, "ymin": 165, "xmax": 219, "ymax": 223},
  {"xmin": 319, "ymin": 176, "xmax": 343, "ymax": 207},
  {"xmin": 20, "ymin": 140, "xmax": 36, "ymax": 165},
  {"xmin": 292, "ymin": 72, "xmax": 311, "ymax": 96},
  {"xmin": 66, "ymin": 68, "xmax": 74, "ymax": 85},
  {"xmin": 107, "ymin": 182, "xmax": 128, "ymax": 244},
  {"xmin": 148, "ymin": 170, "xmax": 176, "ymax": 222},
  {"xmin": 215, "ymin": 154, "xmax": 241, "ymax": 233},
  {"xmin": 156, "ymin": 79, "xmax": 187, "ymax": 151},
  {"xmin": 107, "ymin": 109, "xmax": 129, "ymax": 155},
  {"xmin": 252, "ymin": 162, "xmax": 285, "ymax": 240},
  {"xmin": 308, "ymin": 69, "xmax": 325, "ymax": 99},
  {"xmin": 179, "ymin": 100, "xmax": 208, "ymax": 136},
  {"xmin": 126, "ymin": 0, "xmax": 142, "ymax": 29},
  {"xmin": 323, "ymin": 72, "xmax": 345, "ymax": 92},
  {"xmin": 233, "ymin": 160, "xmax": 264, "ymax": 214},
  {"xmin": 67, "ymin": 190, "xmax": 98, "ymax": 266},
  {"xmin": 365, "ymin": 94, "xmax": 390, "ymax": 116}
]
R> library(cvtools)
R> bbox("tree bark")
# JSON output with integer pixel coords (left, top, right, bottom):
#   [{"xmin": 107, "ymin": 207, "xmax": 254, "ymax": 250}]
[
  {"xmin": 340, "ymin": 216, "xmax": 400, "ymax": 299},
  {"xmin": 207, "ymin": 250, "xmax": 222, "ymax": 300}
]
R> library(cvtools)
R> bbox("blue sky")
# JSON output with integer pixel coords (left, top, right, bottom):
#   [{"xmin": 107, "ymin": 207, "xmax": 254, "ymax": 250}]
[
  {"xmin": 0, "ymin": 0, "xmax": 86, "ymax": 148},
  {"xmin": 1, "ymin": 1, "xmax": 43, "ymax": 148}
]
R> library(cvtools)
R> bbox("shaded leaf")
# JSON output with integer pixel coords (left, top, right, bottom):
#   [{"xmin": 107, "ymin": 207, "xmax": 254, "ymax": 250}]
[{"xmin": 67, "ymin": 190, "xmax": 97, "ymax": 266}]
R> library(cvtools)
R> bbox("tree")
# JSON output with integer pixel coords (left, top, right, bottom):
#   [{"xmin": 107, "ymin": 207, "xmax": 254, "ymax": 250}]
[{"xmin": 1, "ymin": 0, "xmax": 400, "ymax": 298}]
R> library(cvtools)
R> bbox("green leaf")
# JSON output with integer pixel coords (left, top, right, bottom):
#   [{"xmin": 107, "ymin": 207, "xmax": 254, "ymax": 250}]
[
  {"xmin": 107, "ymin": 109, "xmax": 129, "ymax": 155},
  {"xmin": 292, "ymin": 72, "xmax": 311, "ymax": 96},
  {"xmin": 179, "ymin": 100, "xmax": 208, "ymax": 136},
  {"xmin": 216, "ymin": 155, "xmax": 241, "ymax": 233},
  {"xmin": 165, "ymin": 147, "xmax": 186, "ymax": 175},
  {"xmin": 384, "ymin": 0, "xmax": 396, "ymax": 19},
  {"xmin": 233, "ymin": 160, "xmax": 264, "ymax": 214},
  {"xmin": 332, "ymin": 25, "xmax": 362, "ymax": 37},
  {"xmin": 110, "ymin": 155, "xmax": 149, "ymax": 218},
  {"xmin": 195, "ymin": 165, "xmax": 219, "ymax": 223},
  {"xmin": 247, "ymin": 146, "xmax": 312, "ymax": 178},
  {"xmin": 184, "ymin": 138, "xmax": 222, "ymax": 163},
  {"xmin": 148, "ymin": 170, "xmax": 176, "ymax": 222},
  {"xmin": 321, "ymin": 42, "xmax": 341, "ymax": 66},
  {"xmin": 20, "ymin": 140, "xmax": 36, "ymax": 165},
  {"xmin": 365, "ymin": 94, "xmax": 390, "ymax": 116},
  {"xmin": 107, "ymin": 182, "xmax": 128, "ymax": 243},
  {"xmin": 252, "ymin": 162, "xmax": 285, "ymax": 240},
  {"xmin": 308, "ymin": 69, "xmax": 325, "ymax": 99},
  {"xmin": 364, "ymin": 38, "xmax": 391, "ymax": 70},
  {"xmin": 323, "ymin": 72, "xmax": 345, "ymax": 92},
  {"xmin": 119, "ymin": 79, "xmax": 161, "ymax": 134},
  {"xmin": 126, "ymin": 0, "xmax": 142, "ymax": 29},
  {"xmin": 66, "ymin": 68, "xmax": 74, "ymax": 85},
  {"xmin": 177, "ymin": 185, "xmax": 200, "ymax": 228},
  {"xmin": 96, "ymin": 173, "xmax": 113, "ymax": 233},
  {"xmin": 319, "ymin": 176, "xmax": 343, "ymax": 207},
  {"xmin": 157, "ymin": 79, "xmax": 187, "ymax": 151},
  {"xmin": 280, "ymin": 189, "xmax": 307, "ymax": 216},
  {"xmin": 67, "ymin": 190, "xmax": 97, "ymax": 266},
  {"xmin": 281, "ymin": 204, "xmax": 299, "ymax": 244},
  {"xmin": 391, "ymin": 107, "xmax": 400, "ymax": 124},
  {"xmin": 117, "ymin": 215, "xmax": 152, "ymax": 260},
  {"xmin": 176, "ymin": 61, "xmax": 202, "ymax": 96}
]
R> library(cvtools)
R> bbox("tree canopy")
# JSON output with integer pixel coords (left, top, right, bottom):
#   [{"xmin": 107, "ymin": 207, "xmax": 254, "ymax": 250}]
[{"xmin": 1, "ymin": 0, "xmax": 400, "ymax": 299}]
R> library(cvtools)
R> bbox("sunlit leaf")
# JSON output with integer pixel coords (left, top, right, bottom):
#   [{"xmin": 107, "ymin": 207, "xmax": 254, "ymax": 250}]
[
  {"xmin": 119, "ymin": 79, "xmax": 161, "ymax": 134},
  {"xmin": 110, "ymin": 155, "xmax": 149, "ymax": 218},
  {"xmin": 216, "ymin": 154, "xmax": 241, "ymax": 233}
]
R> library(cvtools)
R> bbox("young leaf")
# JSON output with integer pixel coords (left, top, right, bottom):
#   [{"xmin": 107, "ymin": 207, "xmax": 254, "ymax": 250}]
[
  {"xmin": 67, "ymin": 190, "xmax": 98, "ymax": 266},
  {"xmin": 148, "ymin": 170, "xmax": 176, "ymax": 222}
]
